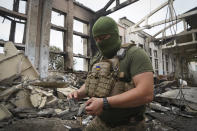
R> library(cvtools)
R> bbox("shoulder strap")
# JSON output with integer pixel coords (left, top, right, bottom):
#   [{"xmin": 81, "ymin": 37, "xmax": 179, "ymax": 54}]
[
  {"xmin": 116, "ymin": 43, "xmax": 135, "ymax": 60},
  {"xmin": 121, "ymin": 43, "xmax": 135, "ymax": 48},
  {"xmin": 89, "ymin": 51, "xmax": 103, "ymax": 70}
]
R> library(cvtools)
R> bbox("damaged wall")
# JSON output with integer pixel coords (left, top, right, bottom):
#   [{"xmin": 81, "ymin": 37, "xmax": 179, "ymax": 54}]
[
  {"xmin": 25, "ymin": 0, "xmax": 96, "ymax": 78},
  {"xmin": 0, "ymin": 0, "xmax": 97, "ymax": 78}
]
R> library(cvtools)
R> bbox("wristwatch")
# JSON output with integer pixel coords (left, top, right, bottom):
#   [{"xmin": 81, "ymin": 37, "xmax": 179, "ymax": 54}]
[{"xmin": 103, "ymin": 97, "xmax": 111, "ymax": 110}]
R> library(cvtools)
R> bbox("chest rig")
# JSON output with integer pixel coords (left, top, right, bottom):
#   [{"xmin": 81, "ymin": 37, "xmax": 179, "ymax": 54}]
[{"xmin": 85, "ymin": 43, "xmax": 135, "ymax": 98}]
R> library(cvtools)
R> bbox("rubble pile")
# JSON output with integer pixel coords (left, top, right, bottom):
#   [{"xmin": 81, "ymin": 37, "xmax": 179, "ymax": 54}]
[
  {"xmin": 0, "ymin": 75, "xmax": 90, "ymax": 130},
  {"xmin": 0, "ymin": 42, "xmax": 197, "ymax": 131},
  {"xmin": 145, "ymin": 76, "xmax": 197, "ymax": 131},
  {"xmin": 0, "ymin": 42, "xmax": 89, "ymax": 131},
  {"xmin": 0, "ymin": 73, "xmax": 92, "ymax": 131}
]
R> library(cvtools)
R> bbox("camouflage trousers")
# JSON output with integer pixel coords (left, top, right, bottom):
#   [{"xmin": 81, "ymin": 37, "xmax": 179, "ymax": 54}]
[{"xmin": 84, "ymin": 116, "xmax": 146, "ymax": 131}]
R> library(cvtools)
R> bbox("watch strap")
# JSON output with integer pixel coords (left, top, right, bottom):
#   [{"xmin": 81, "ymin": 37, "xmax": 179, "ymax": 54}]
[{"xmin": 103, "ymin": 97, "xmax": 111, "ymax": 110}]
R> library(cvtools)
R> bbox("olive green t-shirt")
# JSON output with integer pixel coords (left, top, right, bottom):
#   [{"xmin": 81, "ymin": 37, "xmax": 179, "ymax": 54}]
[
  {"xmin": 119, "ymin": 45, "xmax": 153, "ymax": 82},
  {"xmin": 98, "ymin": 45, "xmax": 153, "ymax": 125}
]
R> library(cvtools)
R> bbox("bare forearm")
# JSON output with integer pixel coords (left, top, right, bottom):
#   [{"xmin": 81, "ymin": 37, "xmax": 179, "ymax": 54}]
[
  {"xmin": 107, "ymin": 86, "xmax": 153, "ymax": 108},
  {"xmin": 108, "ymin": 72, "xmax": 154, "ymax": 108},
  {"xmin": 77, "ymin": 84, "xmax": 87, "ymax": 99}
]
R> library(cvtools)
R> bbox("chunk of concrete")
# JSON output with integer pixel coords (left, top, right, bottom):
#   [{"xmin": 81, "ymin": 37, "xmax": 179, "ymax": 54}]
[
  {"xmin": 155, "ymin": 87, "xmax": 197, "ymax": 111},
  {"xmin": 30, "ymin": 93, "xmax": 43, "ymax": 108},
  {"xmin": 39, "ymin": 96, "xmax": 47, "ymax": 109},
  {"xmin": 10, "ymin": 89, "xmax": 33, "ymax": 109},
  {"xmin": 0, "ymin": 42, "xmax": 39, "ymax": 84},
  {"xmin": 0, "ymin": 83, "xmax": 22, "ymax": 100},
  {"xmin": 30, "ymin": 92, "xmax": 47, "ymax": 109},
  {"xmin": 57, "ymin": 87, "xmax": 77, "ymax": 97},
  {"xmin": 149, "ymin": 102, "xmax": 170, "ymax": 112},
  {"xmin": 27, "ymin": 85, "xmax": 53, "ymax": 97},
  {"xmin": 0, "ymin": 104, "xmax": 12, "ymax": 121},
  {"xmin": 46, "ymin": 95, "xmax": 58, "ymax": 106}
]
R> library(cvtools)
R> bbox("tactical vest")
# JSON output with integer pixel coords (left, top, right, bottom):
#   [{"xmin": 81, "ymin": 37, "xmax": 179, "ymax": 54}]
[{"xmin": 85, "ymin": 43, "xmax": 136, "ymax": 98}]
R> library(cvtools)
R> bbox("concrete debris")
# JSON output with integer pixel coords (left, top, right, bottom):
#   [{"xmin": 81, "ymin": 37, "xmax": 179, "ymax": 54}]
[
  {"xmin": 146, "ymin": 112, "xmax": 197, "ymax": 131},
  {"xmin": 82, "ymin": 115, "xmax": 93, "ymax": 126},
  {"xmin": 155, "ymin": 87, "xmax": 197, "ymax": 111},
  {"xmin": 57, "ymin": 87, "xmax": 77, "ymax": 98},
  {"xmin": 0, "ymin": 42, "xmax": 39, "ymax": 86},
  {"xmin": 77, "ymin": 103, "xmax": 86, "ymax": 117},
  {"xmin": 49, "ymin": 72, "xmax": 87, "ymax": 89},
  {"xmin": 0, "ymin": 83, "xmax": 22, "ymax": 100},
  {"xmin": 145, "ymin": 76, "xmax": 197, "ymax": 131},
  {"xmin": 146, "ymin": 119, "xmax": 175, "ymax": 131},
  {"xmin": 55, "ymin": 109, "xmax": 69, "ymax": 116},
  {"xmin": 154, "ymin": 80, "xmax": 177, "ymax": 95},
  {"xmin": 27, "ymin": 85, "xmax": 53, "ymax": 97},
  {"xmin": 149, "ymin": 102, "xmax": 170, "ymax": 112},
  {"xmin": 30, "ymin": 93, "xmax": 46, "ymax": 108},
  {"xmin": 68, "ymin": 99, "xmax": 79, "ymax": 112},
  {"xmin": 147, "ymin": 82, "xmax": 197, "ymax": 131},
  {"xmin": 0, "ymin": 104, "xmax": 12, "ymax": 121},
  {"xmin": 1, "ymin": 60, "xmax": 197, "ymax": 131},
  {"xmin": 37, "ymin": 108, "xmax": 55, "ymax": 117},
  {"xmin": 0, "ymin": 68, "xmax": 88, "ymax": 130},
  {"xmin": 2, "ymin": 118, "xmax": 82, "ymax": 131},
  {"xmin": 46, "ymin": 95, "xmax": 58, "ymax": 106},
  {"xmin": 10, "ymin": 89, "xmax": 33, "ymax": 109}
]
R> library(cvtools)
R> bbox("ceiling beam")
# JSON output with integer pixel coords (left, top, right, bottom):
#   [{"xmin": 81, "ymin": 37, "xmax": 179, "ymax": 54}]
[
  {"xmin": 103, "ymin": 0, "xmax": 115, "ymax": 11},
  {"xmin": 97, "ymin": 0, "xmax": 139, "ymax": 17},
  {"xmin": 153, "ymin": 19, "xmax": 182, "ymax": 38},
  {"xmin": 134, "ymin": 0, "xmax": 170, "ymax": 28},
  {"xmin": 156, "ymin": 29, "xmax": 197, "ymax": 41},
  {"xmin": 162, "ymin": 41, "xmax": 197, "ymax": 49},
  {"xmin": 104, "ymin": 0, "xmax": 139, "ymax": 16},
  {"xmin": 130, "ymin": 9, "xmax": 197, "ymax": 33}
]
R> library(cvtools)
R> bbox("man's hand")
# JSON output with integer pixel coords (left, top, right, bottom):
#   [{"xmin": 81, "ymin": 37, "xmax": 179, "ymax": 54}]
[
  {"xmin": 67, "ymin": 84, "xmax": 87, "ymax": 100},
  {"xmin": 67, "ymin": 90, "xmax": 80, "ymax": 100},
  {"xmin": 85, "ymin": 97, "xmax": 103, "ymax": 116}
]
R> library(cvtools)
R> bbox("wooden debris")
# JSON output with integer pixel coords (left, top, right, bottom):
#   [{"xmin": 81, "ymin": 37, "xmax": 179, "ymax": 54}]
[{"xmin": 31, "ymin": 81, "xmax": 68, "ymax": 88}]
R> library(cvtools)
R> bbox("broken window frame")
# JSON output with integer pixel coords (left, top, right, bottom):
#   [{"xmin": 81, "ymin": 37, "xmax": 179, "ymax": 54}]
[
  {"xmin": 150, "ymin": 57, "xmax": 152, "ymax": 64},
  {"xmin": 166, "ymin": 61, "xmax": 169, "ymax": 73},
  {"xmin": 73, "ymin": 18, "xmax": 90, "ymax": 71},
  {"xmin": 162, "ymin": 52, "xmax": 165, "ymax": 74},
  {"xmin": 49, "ymin": 8, "xmax": 67, "ymax": 71},
  {"xmin": 154, "ymin": 50, "xmax": 158, "ymax": 58},
  {"xmin": 165, "ymin": 55, "xmax": 169, "ymax": 73},
  {"xmin": 149, "ymin": 48, "xmax": 152, "ymax": 56},
  {"xmin": 149, "ymin": 48, "xmax": 152, "ymax": 64},
  {"xmin": 162, "ymin": 60, "xmax": 165, "ymax": 75},
  {"xmin": 154, "ymin": 50, "xmax": 159, "ymax": 75},
  {"xmin": 0, "ymin": 0, "xmax": 27, "ymax": 50},
  {"xmin": 139, "ymin": 44, "xmax": 144, "ymax": 49},
  {"xmin": 155, "ymin": 59, "xmax": 158, "ymax": 69}
]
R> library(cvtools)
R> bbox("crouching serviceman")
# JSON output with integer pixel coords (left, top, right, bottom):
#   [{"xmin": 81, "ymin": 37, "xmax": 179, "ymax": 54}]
[{"xmin": 68, "ymin": 16, "xmax": 154, "ymax": 131}]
